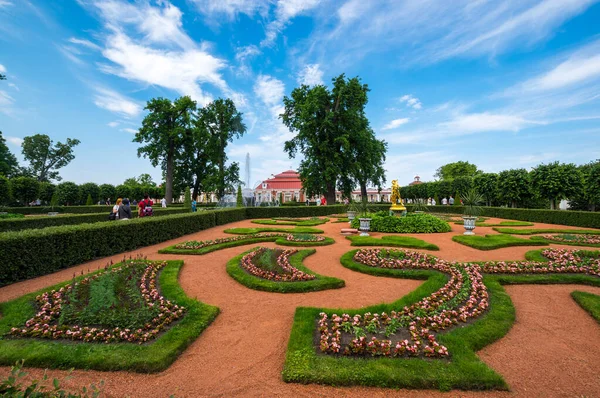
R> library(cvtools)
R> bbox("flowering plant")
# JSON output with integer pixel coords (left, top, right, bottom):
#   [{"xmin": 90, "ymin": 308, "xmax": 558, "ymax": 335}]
[{"xmin": 240, "ymin": 248, "xmax": 316, "ymax": 281}]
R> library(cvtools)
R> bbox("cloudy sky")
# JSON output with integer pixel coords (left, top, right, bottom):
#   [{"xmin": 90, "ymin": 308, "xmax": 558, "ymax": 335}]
[{"xmin": 1, "ymin": 0, "xmax": 600, "ymax": 188}]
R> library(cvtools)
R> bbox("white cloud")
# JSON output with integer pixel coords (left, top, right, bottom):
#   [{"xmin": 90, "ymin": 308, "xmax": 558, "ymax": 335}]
[
  {"xmin": 381, "ymin": 118, "xmax": 410, "ymax": 131},
  {"xmin": 108, "ymin": 121, "xmax": 120, "ymax": 128},
  {"xmin": 69, "ymin": 37, "xmax": 101, "ymax": 51},
  {"xmin": 254, "ymin": 75, "xmax": 285, "ymax": 117},
  {"xmin": 261, "ymin": 0, "xmax": 320, "ymax": 47},
  {"xmin": 5, "ymin": 136, "xmax": 23, "ymax": 146},
  {"xmin": 93, "ymin": 86, "xmax": 142, "ymax": 118},
  {"xmin": 235, "ymin": 45, "xmax": 261, "ymax": 76},
  {"xmin": 189, "ymin": 0, "xmax": 269, "ymax": 20},
  {"xmin": 399, "ymin": 94, "xmax": 422, "ymax": 110},
  {"xmin": 0, "ymin": 64, "xmax": 6, "ymax": 73},
  {"xmin": 0, "ymin": 90, "xmax": 13, "ymax": 106},
  {"xmin": 297, "ymin": 64, "xmax": 323, "ymax": 86},
  {"xmin": 0, "ymin": 0, "xmax": 12, "ymax": 7},
  {"xmin": 7, "ymin": 83, "xmax": 18, "ymax": 91},
  {"xmin": 439, "ymin": 112, "xmax": 544, "ymax": 133},
  {"xmin": 121, "ymin": 128, "xmax": 137, "ymax": 134}
]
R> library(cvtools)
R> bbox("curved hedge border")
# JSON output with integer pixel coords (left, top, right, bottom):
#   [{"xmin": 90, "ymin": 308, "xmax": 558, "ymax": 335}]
[
  {"xmin": 227, "ymin": 248, "xmax": 344, "ymax": 293},
  {"xmin": 494, "ymin": 227, "xmax": 600, "ymax": 235},
  {"xmin": 252, "ymin": 218, "xmax": 329, "ymax": 226},
  {"xmin": 0, "ymin": 208, "xmax": 190, "ymax": 233},
  {"xmin": 0, "ymin": 260, "xmax": 220, "ymax": 372},
  {"xmin": 0, "ymin": 206, "xmax": 344, "ymax": 286},
  {"xmin": 159, "ymin": 235, "xmax": 335, "ymax": 255},
  {"xmin": 282, "ymin": 250, "xmax": 599, "ymax": 390},
  {"xmin": 345, "ymin": 235, "xmax": 439, "ymax": 250},
  {"xmin": 452, "ymin": 234, "xmax": 548, "ymax": 250},
  {"xmin": 224, "ymin": 227, "xmax": 324, "ymax": 235},
  {"xmin": 571, "ymin": 291, "xmax": 600, "ymax": 323},
  {"xmin": 530, "ymin": 235, "xmax": 600, "ymax": 248}
]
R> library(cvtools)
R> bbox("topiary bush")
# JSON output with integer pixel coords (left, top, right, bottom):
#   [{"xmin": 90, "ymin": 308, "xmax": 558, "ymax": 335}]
[{"xmin": 351, "ymin": 213, "xmax": 451, "ymax": 233}]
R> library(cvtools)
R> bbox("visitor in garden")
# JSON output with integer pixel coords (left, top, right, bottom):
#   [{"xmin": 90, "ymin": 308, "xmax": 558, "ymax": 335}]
[
  {"xmin": 449, "ymin": 196, "xmax": 455, "ymax": 205},
  {"xmin": 118, "ymin": 198, "xmax": 132, "ymax": 220},
  {"xmin": 161, "ymin": 197, "xmax": 167, "ymax": 208},
  {"xmin": 192, "ymin": 199, "xmax": 197, "ymax": 212},
  {"xmin": 320, "ymin": 197, "xmax": 326, "ymax": 206},
  {"xmin": 138, "ymin": 194, "xmax": 154, "ymax": 217},
  {"xmin": 432, "ymin": 198, "xmax": 436, "ymax": 206},
  {"xmin": 110, "ymin": 198, "xmax": 122, "ymax": 220},
  {"xmin": 305, "ymin": 199, "xmax": 309, "ymax": 206},
  {"xmin": 132, "ymin": 199, "xmax": 137, "ymax": 206},
  {"xmin": 427, "ymin": 197, "xmax": 432, "ymax": 205},
  {"xmin": 442, "ymin": 197, "xmax": 448, "ymax": 205}
]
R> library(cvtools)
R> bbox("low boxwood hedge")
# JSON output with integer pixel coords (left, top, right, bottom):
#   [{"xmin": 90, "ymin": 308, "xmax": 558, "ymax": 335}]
[
  {"xmin": 0, "ymin": 206, "xmax": 343, "ymax": 286},
  {"xmin": 350, "ymin": 213, "xmax": 451, "ymax": 233},
  {"xmin": 0, "ymin": 208, "xmax": 190, "ymax": 233}
]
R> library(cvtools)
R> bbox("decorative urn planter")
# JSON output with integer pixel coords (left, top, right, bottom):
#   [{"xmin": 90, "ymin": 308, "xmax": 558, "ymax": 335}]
[
  {"xmin": 347, "ymin": 211, "xmax": 357, "ymax": 224},
  {"xmin": 358, "ymin": 217, "xmax": 371, "ymax": 237},
  {"xmin": 48, "ymin": 212, "xmax": 59, "ymax": 217},
  {"xmin": 463, "ymin": 216, "xmax": 477, "ymax": 235}
]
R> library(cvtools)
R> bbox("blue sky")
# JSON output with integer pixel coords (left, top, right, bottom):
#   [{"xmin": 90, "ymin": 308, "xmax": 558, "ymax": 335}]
[{"xmin": 1, "ymin": 0, "xmax": 600, "ymax": 188}]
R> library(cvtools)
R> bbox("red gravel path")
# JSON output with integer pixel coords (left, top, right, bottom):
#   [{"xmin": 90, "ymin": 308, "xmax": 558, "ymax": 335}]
[{"xmin": 1, "ymin": 217, "xmax": 599, "ymax": 397}]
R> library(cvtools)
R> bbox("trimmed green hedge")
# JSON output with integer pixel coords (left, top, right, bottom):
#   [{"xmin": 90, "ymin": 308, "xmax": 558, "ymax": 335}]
[
  {"xmin": 0, "ymin": 208, "xmax": 190, "ymax": 232},
  {"xmin": 0, "ymin": 206, "xmax": 343, "ymax": 286}
]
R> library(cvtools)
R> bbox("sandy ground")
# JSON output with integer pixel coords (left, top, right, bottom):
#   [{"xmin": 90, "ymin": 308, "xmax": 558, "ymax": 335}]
[{"xmin": 1, "ymin": 217, "xmax": 599, "ymax": 398}]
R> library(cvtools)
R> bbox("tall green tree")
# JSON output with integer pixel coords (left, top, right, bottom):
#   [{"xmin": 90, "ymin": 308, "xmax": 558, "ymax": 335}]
[
  {"xmin": 531, "ymin": 162, "xmax": 583, "ymax": 210},
  {"xmin": 134, "ymin": 96, "xmax": 196, "ymax": 204},
  {"xmin": 345, "ymin": 128, "xmax": 387, "ymax": 206},
  {"xmin": 21, "ymin": 134, "xmax": 80, "ymax": 182},
  {"xmin": 473, "ymin": 173, "xmax": 498, "ymax": 206},
  {"xmin": 435, "ymin": 161, "xmax": 481, "ymax": 180},
  {"xmin": 55, "ymin": 181, "xmax": 80, "ymax": 206},
  {"xmin": 78, "ymin": 182, "xmax": 100, "ymax": 205},
  {"xmin": 0, "ymin": 175, "xmax": 10, "ymax": 205},
  {"xmin": 0, "ymin": 131, "xmax": 19, "ymax": 177},
  {"xmin": 10, "ymin": 177, "xmax": 39, "ymax": 205},
  {"xmin": 99, "ymin": 184, "xmax": 116, "ymax": 203},
  {"xmin": 236, "ymin": 185, "xmax": 243, "ymax": 207},
  {"xmin": 497, "ymin": 169, "xmax": 531, "ymax": 208},
  {"xmin": 38, "ymin": 182, "xmax": 55, "ymax": 204},
  {"xmin": 574, "ymin": 160, "xmax": 600, "ymax": 211},
  {"xmin": 452, "ymin": 176, "xmax": 473, "ymax": 197},
  {"xmin": 199, "ymin": 98, "xmax": 246, "ymax": 199},
  {"xmin": 282, "ymin": 74, "xmax": 372, "ymax": 204}
]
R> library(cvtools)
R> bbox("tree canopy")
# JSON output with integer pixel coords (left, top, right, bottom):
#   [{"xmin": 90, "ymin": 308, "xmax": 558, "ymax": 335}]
[
  {"xmin": 497, "ymin": 168, "xmax": 531, "ymax": 208},
  {"xmin": 435, "ymin": 161, "xmax": 481, "ymax": 180},
  {"xmin": 0, "ymin": 131, "xmax": 19, "ymax": 177},
  {"xmin": 21, "ymin": 134, "xmax": 80, "ymax": 182},
  {"xmin": 531, "ymin": 162, "xmax": 583, "ymax": 210}
]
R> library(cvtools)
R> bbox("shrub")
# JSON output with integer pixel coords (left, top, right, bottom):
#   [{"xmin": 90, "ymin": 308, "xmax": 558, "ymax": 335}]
[
  {"xmin": 0, "ymin": 175, "xmax": 9, "ymax": 205},
  {"xmin": 10, "ymin": 176, "xmax": 39, "ymax": 205},
  {"xmin": 351, "ymin": 213, "xmax": 451, "ymax": 233},
  {"xmin": 56, "ymin": 181, "xmax": 80, "ymax": 206},
  {"xmin": 183, "ymin": 186, "xmax": 192, "ymax": 212}
]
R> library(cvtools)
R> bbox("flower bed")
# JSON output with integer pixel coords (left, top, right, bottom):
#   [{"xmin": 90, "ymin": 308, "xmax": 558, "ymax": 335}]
[
  {"xmin": 285, "ymin": 233, "xmax": 325, "ymax": 242},
  {"xmin": 317, "ymin": 248, "xmax": 599, "ymax": 360},
  {"xmin": 240, "ymin": 248, "xmax": 316, "ymax": 281},
  {"xmin": 541, "ymin": 234, "xmax": 600, "ymax": 245},
  {"xmin": 9, "ymin": 260, "xmax": 186, "ymax": 344},
  {"xmin": 174, "ymin": 233, "xmax": 285, "ymax": 249}
]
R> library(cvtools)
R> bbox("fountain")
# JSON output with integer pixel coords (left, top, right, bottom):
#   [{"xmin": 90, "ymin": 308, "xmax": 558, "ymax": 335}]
[{"xmin": 389, "ymin": 179, "xmax": 407, "ymax": 217}]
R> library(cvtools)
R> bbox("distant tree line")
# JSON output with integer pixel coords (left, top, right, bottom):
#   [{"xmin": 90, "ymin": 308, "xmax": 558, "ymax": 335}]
[{"xmin": 401, "ymin": 160, "xmax": 600, "ymax": 211}]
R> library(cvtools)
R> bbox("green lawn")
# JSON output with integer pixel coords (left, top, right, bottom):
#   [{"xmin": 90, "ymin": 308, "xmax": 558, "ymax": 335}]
[
  {"xmin": 0, "ymin": 261, "xmax": 219, "ymax": 372},
  {"xmin": 571, "ymin": 291, "xmax": 600, "ymax": 324},
  {"xmin": 227, "ymin": 248, "xmax": 344, "ymax": 293},
  {"xmin": 452, "ymin": 234, "xmax": 548, "ymax": 250},
  {"xmin": 345, "ymin": 235, "xmax": 439, "ymax": 250}
]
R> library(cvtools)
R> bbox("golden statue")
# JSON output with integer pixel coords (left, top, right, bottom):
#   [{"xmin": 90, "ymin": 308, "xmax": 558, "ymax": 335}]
[{"xmin": 390, "ymin": 179, "xmax": 406, "ymax": 212}]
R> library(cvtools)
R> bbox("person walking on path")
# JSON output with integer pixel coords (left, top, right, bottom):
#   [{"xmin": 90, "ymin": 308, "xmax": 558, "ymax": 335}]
[
  {"xmin": 110, "ymin": 198, "xmax": 122, "ymax": 220},
  {"xmin": 118, "ymin": 198, "xmax": 132, "ymax": 220},
  {"xmin": 449, "ymin": 196, "xmax": 455, "ymax": 205},
  {"xmin": 138, "ymin": 194, "xmax": 154, "ymax": 217},
  {"xmin": 442, "ymin": 197, "xmax": 448, "ymax": 205},
  {"xmin": 161, "ymin": 197, "xmax": 167, "ymax": 208},
  {"xmin": 191, "ymin": 199, "xmax": 197, "ymax": 212}
]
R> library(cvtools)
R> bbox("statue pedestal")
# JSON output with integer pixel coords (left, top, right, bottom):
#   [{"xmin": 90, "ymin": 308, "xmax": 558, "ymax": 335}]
[{"xmin": 390, "ymin": 204, "xmax": 407, "ymax": 217}]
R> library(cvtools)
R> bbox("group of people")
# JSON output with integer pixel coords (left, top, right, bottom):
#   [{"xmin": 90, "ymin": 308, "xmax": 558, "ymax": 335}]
[
  {"xmin": 110, "ymin": 194, "xmax": 154, "ymax": 220},
  {"xmin": 439, "ymin": 196, "xmax": 461, "ymax": 205}
]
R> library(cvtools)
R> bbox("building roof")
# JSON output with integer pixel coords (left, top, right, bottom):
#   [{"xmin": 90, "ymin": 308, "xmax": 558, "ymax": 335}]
[{"xmin": 255, "ymin": 170, "xmax": 303, "ymax": 190}]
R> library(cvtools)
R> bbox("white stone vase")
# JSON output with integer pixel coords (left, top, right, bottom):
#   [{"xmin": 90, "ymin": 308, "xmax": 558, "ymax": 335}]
[
  {"xmin": 463, "ymin": 216, "xmax": 477, "ymax": 235},
  {"xmin": 347, "ymin": 211, "xmax": 356, "ymax": 224},
  {"xmin": 358, "ymin": 217, "xmax": 371, "ymax": 237}
]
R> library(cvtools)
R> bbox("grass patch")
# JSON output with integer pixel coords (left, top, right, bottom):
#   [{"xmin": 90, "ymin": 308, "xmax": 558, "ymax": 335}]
[
  {"xmin": 345, "ymin": 235, "xmax": 439, "ymax": 251},
  {"xmin": 227, "ymin": 248, "xmax": 344, "ymax": 293},
  {"xmin": 283, "ymin": 249, "xmax": 600, "ymax": 390},
  {"xmin": 252, "ymin": 218, "xmax": 329, "ymax": 226},
  {"xmin": 452, "ymin": 234, "xmax": 548, "ymax": 250},
  {"xmin": 224, "ymin": 227, "xmax": 324, "ymax": 234},
  {"xmin": 455, "ymin": 221, "xmax": 534, "ymax": 227},
  {"xmin": 493, "ymin": 228, "xmax": 600, "ymax": 235},
  {"xmin": 571, "ymin": 291, "xmax": 600, "ymax": 323},
  {"xmin": 0, "ymin": 260, "xmax": 219, "ymax": 372}
]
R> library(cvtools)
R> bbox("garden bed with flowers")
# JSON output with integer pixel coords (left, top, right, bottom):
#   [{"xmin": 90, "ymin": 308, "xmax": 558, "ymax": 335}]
[
  {"xmin": 283, "ymin": 248, "xmax": 600, "ymax": 390},
  {"xmin": 252, "ymin": 217, "xmax": 329, "ymax": 226},
  {"xmin": 452, "ymin": 234, "xmax": 549, "ymax": 250},
  {"xmin": 159, "ymin": 233, "xmax": 335, "ymax": 255},
  {"xmin": 223, "ymin": 226, "xmax": 324, "ymax": 234},
  {"xmin": 227, "ymin": 247, "xmax": 344, "ymax": 293},
  {"xmin": 530, "ymin": 233, "xmax": 600, "ymax": 247},
  {"xmin": 0, "ymin": 259, "xmax": 219, "ymax": 372}
]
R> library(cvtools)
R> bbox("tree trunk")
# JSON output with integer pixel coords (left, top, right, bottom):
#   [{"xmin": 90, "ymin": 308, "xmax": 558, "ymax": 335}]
[
  {"xmin": 511, "ymin": 200, "xmax": 516, "ymax": 208},
  {"xmin": 360, "ymin": 181, "xmax": 368, "ymax": 206},
  {"xmin": 326, "ymin": 182, "xmax": 336, "ymax": 205},
  {"xmin": 550, "ymin": 199, "xmax": 556, "ymax": 210},
  {"xmin": 192, "ymin": 178, "xmax": 200, "ymax": 201},
  {"xmin": 165, "ymin": 139, "xmax": 174, "ymax": 203}
]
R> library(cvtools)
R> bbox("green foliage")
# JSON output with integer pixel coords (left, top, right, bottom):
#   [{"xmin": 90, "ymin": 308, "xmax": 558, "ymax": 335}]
[
  {"xmin": 85, "ymin": 193, "xmax": 93, "ymax": 205},
  {"xmin": 115, "ymin": 184, "xmax": 132, "ymax": 200},
  {"xmin": 461, "ymin": 189, "xmax": 484, "ymax": 217},
  {"xmin": 98, "ymin": 184, "xmax": 116, "ymax": 202},
  {"xmin": 184, "ymin": 186, "xmax": 192, "ymax": 212},
  {"xmin": 493, "ymin": 227, "xmax": 600, "ymax": 235},
  {"xmin": 224, "ymin": 227, "xmax": 324, "ymax": 235},
  {"xmin": 21, "ymin": 134, "xmax": 80, "ymax": 182},
  {"xmin": 10, "ymin": 176, "xmax": 39, "ymax": 205},
  {"xmin": 473, "ymin": 173, "xmax": 498, "ymax": 206},
  {"xmin": 0, "ymin": 360, "xmax": 103, "ymax": 397},
  {"xmin": 78, "ymin": 182, "xmax": 100, "ymax": 205},
  {"xmin": 252, "ymin": 217, "xmax": 328, "ymax": 226},
  {"xmin": 452, "ymin": 234, "xmax": 548, "ymax": 250},
  {"xmin": 0, "ymin": 175, "xmax": 10, "ymax": 205},
  {"xmin": 0, "ymin": 261, "xmax": 220, "ymax": 372},
  {"xmin": 531, "ymin": 162, "xmax": 583, "ymax": 210},
  {"xmin": 452, "ymin": 176, "xmax": 473, "ymax": 197},
  {"xmin": 346, "ymin": 235, "xmax": 439, "ymax": 250},
  {"xmin": 0, "ymin": 131, "xmax": 18, "ymax": 177},
  {"xmin": 55, "ymin": 181, "xmax": 80, "ymax": 205},
  {"xmin": 495, "ymin": 169, "xmax": 531, "ymax": 208},
  {"xmin": 236, "ymin": 185, "xmax": 243, "ymax": 207},
  {"xmin": 37, "ymin": 181, "xmax": 55, "ymax": 204},
  {"xmin": 571, "ymin": 291, "xmax": 600, "ymax": 323},
  {"xmin": 435, "ymin": 161, "xmax": 480, "ymax": 180},
  {"xmin": 0, "ymin": 213, "xmax": 23, "ymax": 219},
  {"xmin": 351, "ymin": 213, "xmax": 451, "ymax": 233},
  {"xmin": 227, "ymin": 248, "xmax": 344, "ymax": 293}
]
